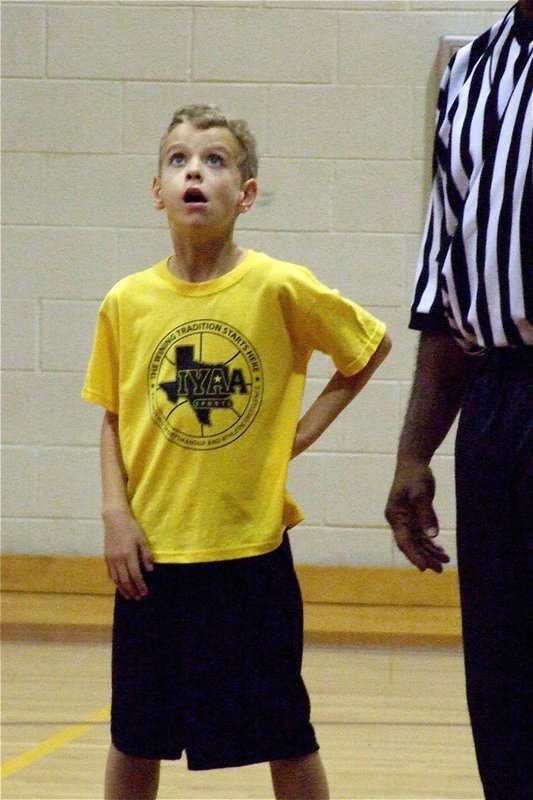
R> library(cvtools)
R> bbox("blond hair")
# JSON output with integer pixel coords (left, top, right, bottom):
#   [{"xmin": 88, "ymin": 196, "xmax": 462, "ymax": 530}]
[{"xmin": 158, "ymin": 104, "xmax": 258, "ymax": 180}]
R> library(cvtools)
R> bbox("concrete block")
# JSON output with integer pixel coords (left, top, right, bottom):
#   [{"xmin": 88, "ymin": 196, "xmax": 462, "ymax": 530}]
[
  {"xmin": 322, "ymin": 453, "xmax": 396, "ymax": 527},
  {"xmin": 410, "ymin": 1, "xmax": 507, "ymax": 11},
  {"xmin": 1, "ymin": 299, "xmax": 39, "ymax": 370},
  {"xmin": 2, "ymin": 80, "xmax": 122, "ymax": 153},
  {"xmin": 240, "ymin": 158, "xmax": 333, "ymax": 232},
  {"xmin": 335, "ymin": 159, "xmax": 426, "ymax": 234},
  {"xmin": 2, "ymin": 227, "xmax": 117, "ymax": 300},
  {"xmin": 2, "ymin": 446, "xmax": 100, "ymax": 519},
  {"xmin": 289, "ymin": 526, "xmax": 394, "ymax": 567},
  {"xmin": 193, "ymin": 7, "xmax": 335, "ymax": 83},
  {"xmin": 2, "ymin": 372, "xmax": 102, "ymax": 446},
  {"xmin": 43, "ymin": 155, "xmax": 161, "ymax": 228},
  {"xmin": 35, "ymin": 446, "xmax": 101, "ymax": 519},
  {"xmin": 303, "ymin": 379, "xmax": 401, "ymax": 454},
  {"xmin": 306, "ymin": 351, "xmax": 334, "ymax": 380},
  {"xmin": 47, "ymin": 4, "xmax": 191, "ymax": 79},
  {"xmin": 1, "ymin": 154, "xmax": 47, "ymax": 225},
  {"xmin": 1, "ymin": 447, "xmax": 36, "ymax": 517},
  {"xmin": 40, "ymin": 300, "xmax": 100, "ymax": 372},
  {"xmin": 268, "ymin": 85, "xmax": 415, "ymax": 159},
  {"xmin": 117, "ymin": 229, "xmax": 173, "ymax": 280},
  {"xmin": 338, "ymin": 10, "xmax": 490, "ymax": 87},
  {"xmin": 1, "ymin": 3, "xmax": 45, "ymax": 77}
]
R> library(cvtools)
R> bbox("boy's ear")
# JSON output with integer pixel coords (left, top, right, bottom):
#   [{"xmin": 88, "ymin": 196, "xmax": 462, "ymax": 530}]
[
  {"xmin": 237, "ymin": 179, "xmax": 258, "ymax": 214},
  {"xmin": 151, "ymin": 176, "xmax": 165, "ymax": 210}
]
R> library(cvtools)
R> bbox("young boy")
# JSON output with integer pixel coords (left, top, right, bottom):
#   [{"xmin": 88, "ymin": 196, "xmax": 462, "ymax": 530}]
[{"xmin": 82, "ymin": 105, "xmax": 391, "ymax": 800}]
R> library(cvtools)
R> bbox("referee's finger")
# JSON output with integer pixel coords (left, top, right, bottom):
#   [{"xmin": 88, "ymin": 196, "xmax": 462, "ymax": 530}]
[
  {"xmin": 408, "ymin": 482, "xmax": 439, "ymax": 540},
  {"xmin": 393, "ymin": 525, "xmax": 448, "ymax": 573}
]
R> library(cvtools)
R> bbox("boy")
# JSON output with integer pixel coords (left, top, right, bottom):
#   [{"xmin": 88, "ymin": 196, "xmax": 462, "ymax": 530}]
[{"xmin": 83, "ymin": 105, "xmax": 391, "ymax": 800}]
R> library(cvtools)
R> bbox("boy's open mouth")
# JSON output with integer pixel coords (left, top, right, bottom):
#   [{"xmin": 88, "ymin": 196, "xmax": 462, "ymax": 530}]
[{"xmin": 184, "ymin": 188, "xmax": 207, "ymax": 204}]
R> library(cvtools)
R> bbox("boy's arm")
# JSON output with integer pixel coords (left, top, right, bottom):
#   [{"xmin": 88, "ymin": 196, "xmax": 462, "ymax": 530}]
[
  {"xmin": 292, "ymin": 332, "xmax": 392, "ymax": 458},
  {"xmin": 100, "ymin": 410, "xmax": 154, "ymax": 600}
]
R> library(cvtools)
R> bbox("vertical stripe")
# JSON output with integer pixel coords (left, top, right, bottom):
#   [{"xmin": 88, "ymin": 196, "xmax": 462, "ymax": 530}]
[{"xmin": 410, "ymin": 5, "xmax": 533, "ymax": 349}]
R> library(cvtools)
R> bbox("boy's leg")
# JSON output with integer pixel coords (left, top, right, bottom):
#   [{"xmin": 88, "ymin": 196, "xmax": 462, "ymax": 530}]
[
  {"xmin": 270, "ymin": 752, "xmax": 329, "ymax": 800},
  {"xmin": 105, "ymin": 743, "xmax": 160, "ymax": 800}
]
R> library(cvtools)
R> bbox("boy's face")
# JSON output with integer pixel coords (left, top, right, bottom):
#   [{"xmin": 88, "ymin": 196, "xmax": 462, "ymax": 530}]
[{"xmin": 152, "ymin": 122, "xmax": 256, "ymax": 235}]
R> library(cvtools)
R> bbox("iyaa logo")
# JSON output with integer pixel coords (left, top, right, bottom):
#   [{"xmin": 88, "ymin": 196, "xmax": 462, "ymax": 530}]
[{"xmin": 149, "ymin": 320, "xmax": 263, "ymax": 450}]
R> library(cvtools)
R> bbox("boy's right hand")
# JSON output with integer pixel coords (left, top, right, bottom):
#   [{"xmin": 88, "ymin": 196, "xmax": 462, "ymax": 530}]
[{"xmin": 103, "ymin": 509, "xmax": 154, "ymax": 600}]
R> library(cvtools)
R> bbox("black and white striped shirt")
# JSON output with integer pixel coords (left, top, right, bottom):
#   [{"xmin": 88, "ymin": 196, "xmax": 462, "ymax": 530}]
[{"xmin": 410, "ymin": 3, "xmax": 533, "ymax": 351}]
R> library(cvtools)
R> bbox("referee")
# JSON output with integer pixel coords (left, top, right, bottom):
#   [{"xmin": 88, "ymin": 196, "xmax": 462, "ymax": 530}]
[{"xmin": 385, "ymin": 3, "xmax": 532, "ymax": 799}]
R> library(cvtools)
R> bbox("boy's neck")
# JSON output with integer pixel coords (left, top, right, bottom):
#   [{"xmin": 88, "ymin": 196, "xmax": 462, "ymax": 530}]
[{"xmin": 168, "ymin": 238, "xmax": 245, "ymax": 283}]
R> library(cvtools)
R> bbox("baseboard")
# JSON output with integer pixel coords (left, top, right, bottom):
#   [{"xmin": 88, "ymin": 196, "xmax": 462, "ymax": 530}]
[{"xmin": 0, "ymin": 554, "xmax": 462, "ymax": 647}]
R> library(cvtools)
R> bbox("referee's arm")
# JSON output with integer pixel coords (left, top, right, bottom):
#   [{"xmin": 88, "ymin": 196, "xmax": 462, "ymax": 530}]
[{"xmin": 385, "ymin": 331, "xmax": 466, "ymax": 573}]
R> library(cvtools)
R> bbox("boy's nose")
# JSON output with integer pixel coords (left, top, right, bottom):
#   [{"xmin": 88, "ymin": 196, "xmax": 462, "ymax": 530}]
[{"xmin": 186, "ymin": 157, "xmax": 202, "ymax": 180}]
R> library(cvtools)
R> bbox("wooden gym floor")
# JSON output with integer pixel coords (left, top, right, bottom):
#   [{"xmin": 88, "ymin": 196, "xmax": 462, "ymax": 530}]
[{"xmin": 1, "ymin": 640, "xmax": 483, "ymax": 800}]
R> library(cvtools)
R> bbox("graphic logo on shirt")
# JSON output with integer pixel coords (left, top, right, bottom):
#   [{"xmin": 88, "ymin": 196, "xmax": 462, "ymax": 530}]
[{"xmin": 149, "ymin": 320, "xmax": 263, "ymax": 450}]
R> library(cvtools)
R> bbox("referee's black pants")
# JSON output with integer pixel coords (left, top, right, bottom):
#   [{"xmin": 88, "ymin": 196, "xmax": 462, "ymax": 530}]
[{"xmin": 455, "ymin": 349, "xmax": 533, "ymax": 800}]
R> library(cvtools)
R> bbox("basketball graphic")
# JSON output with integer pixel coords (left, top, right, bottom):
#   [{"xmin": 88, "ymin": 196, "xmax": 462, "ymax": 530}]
[{"xmin": 149, "ymin": 320, "xmax": 263, "ymax": 450}]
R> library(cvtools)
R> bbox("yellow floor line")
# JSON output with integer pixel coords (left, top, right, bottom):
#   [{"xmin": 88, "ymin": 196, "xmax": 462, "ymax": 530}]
[{"xmin": 1, "ymin": 704, "xmax": 110, "ymax": 779}]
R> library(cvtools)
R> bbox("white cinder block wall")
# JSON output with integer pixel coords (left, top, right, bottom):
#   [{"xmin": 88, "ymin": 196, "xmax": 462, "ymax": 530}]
[{"xmin": 1, "ymin": 0, "xmax": 510, "ymax": 567}]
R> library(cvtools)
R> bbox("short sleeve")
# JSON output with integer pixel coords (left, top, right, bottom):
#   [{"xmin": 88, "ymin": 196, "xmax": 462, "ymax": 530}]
[
  {"xmin": 81, "ymin": 295, "xmax": 120, "ymax": 413},
  {"xmin": 303, "ymin": 290, "xmax": 387, "ymax": 376},
  {"xmin": 409, "ymin": 62, "xmax": 453, "ymax": 335}
]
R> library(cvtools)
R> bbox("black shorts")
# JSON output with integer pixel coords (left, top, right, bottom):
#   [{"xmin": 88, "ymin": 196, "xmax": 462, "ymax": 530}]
[{"xmin": 111, "ymin": 533, "xmax": 319, "ymax": 770}]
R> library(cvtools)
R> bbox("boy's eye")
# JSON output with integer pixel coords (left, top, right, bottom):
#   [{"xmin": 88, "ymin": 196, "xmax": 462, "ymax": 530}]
[
  {"xmin": 169, "ymin": 152, "xmax": 186, "ymax": 165},
  {"xmin": 206, "ymin": 153, "xmax": 224, "ymax": 167}
]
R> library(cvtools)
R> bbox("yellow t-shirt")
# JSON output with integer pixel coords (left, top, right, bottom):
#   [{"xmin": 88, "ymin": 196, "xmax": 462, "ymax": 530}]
[{"xmin": 82, "ymin": 250, "xmax": 386, "ymax": 563}]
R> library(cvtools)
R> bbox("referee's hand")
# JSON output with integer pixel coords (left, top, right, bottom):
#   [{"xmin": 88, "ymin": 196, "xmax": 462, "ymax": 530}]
[{"xmin": 385, "ymin": 461, "xmax": 450, "ymax": 573}]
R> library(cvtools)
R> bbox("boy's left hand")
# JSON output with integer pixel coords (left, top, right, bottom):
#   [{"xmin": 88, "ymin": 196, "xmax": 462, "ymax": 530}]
[{"xmin": 104, "ymin": 509, "xmax": 154, "ymax": 600}]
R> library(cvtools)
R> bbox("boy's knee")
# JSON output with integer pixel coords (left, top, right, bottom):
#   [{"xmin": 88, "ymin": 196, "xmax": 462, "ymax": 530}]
[{"xmin": 108, "ymin": 742, "xmax": 160, "ymax": 771}]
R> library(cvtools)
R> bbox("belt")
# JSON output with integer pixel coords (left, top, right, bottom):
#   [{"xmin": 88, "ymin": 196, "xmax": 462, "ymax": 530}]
[{"xmin": 476, "ymin": 347, "xmax": 533, "ymax": 371}]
